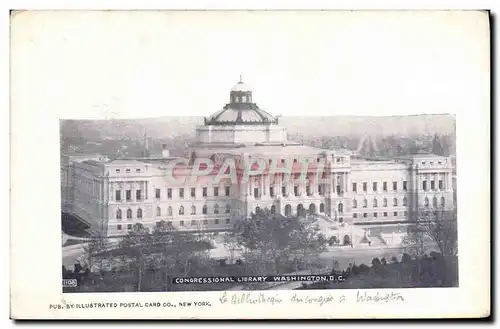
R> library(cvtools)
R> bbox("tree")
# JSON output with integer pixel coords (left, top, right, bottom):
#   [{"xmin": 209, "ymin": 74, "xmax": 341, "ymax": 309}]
[
  {"xmin": 234, "ymin": 208, "xmax": 327, "ymax": 275},
  {"xmin": 120, "ymin": 223, "xmax": 153, "ymax": 292},
  {"xmin": 403, "ymin": 208, "xmax": 458, "ymax": 257},
  {"xmin": 432, "ymin": 133, "xmax": 444, "ymax": 156},
  {"xmin": 83, "ymin": 234, "xmax": 107, "ymax": 272}
]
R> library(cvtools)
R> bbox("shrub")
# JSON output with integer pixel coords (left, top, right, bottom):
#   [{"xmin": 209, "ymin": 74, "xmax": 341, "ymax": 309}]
[
  {"xmin": 371, "ymin": 257, "xmax": 381, "ymax": 267},
  {"xmin": 391, "ymin": 256, "xmax": 398, "ymax": 264}
]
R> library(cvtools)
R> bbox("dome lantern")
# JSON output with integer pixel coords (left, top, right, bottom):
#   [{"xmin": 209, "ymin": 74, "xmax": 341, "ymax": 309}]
[{"xmin": 230, "ymin": 75, "xmax": 252, "ymax": 104}]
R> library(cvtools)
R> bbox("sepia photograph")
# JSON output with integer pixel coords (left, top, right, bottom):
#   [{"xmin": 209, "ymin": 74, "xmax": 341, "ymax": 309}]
[{"xmin": 10, "ymin": 9, "xmax": 490, "ymax": 319}]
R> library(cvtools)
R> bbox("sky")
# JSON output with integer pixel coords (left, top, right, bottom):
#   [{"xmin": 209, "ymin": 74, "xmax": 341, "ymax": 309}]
[{"xmin": 11, "ymin": 10, "xmax": 489, "ymax": 119}]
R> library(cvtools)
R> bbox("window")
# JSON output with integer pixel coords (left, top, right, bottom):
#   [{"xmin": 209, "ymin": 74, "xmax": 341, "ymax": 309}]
[
  {"xmin": 403, "ymin": 181, "xmax": 408, "ymax": 191},
  {"xmin": 202, "ymin": 205, "xmax": 207, "ymax": 215},
  {"xmin": 213, "ymin": 187, "xmax": 219, "ymax": 196},
  {"xmin": 225, "ymin": 186, "xmax": 230, "ymax": 196},
  {"xmin": 136, "ymin": 190, "xmax": 142, "ymax": 201},
  {"xmin": 294, "ymin": 186, "xmax": 299, "ymax": 196},
  {"xmin": 127, "ymin": 224, "xmax": 132, "ymax": 230},
  {"xmin": 270, "ymin": 186, "xmax": 274, "ymax": 197},
  {"xmin": 116, "ymin": 209, "xmax": 122, "ymax": 219},
  {"xmin": 255, "ymin": 206, "xmax": 261, "ymax": 214},
  {"xmin": 115, "ymin": 190, "xmax": 121, "ymax": 201},
  {"xmin": 202, "ymin": 187, "xmax": 207, "ymax": 197},
  {"xmin": 424, "ymin": 197, "xmax": 429, "ymax": 208},
  {"xmin": 126, "ymin": 190, "xmax": 132, "ymax": 201},
  {"xmin": 439, "ymin": 180, "xmax": 444, "ymax": 190},
  {"xmin": 136, "ymin": 169, "xmax": 141, "ymax": 173},
  {"xmin": 384, "ymin": 212, "xmax": 388, "ymax": 217},
  {"xmin": 254, "ymin": 188, "xmax": 260, "ymax": 198},
  {"xmin": 393, "ymin": 198, "xmax": 398, "ymax": 206},
  {"xmin": 373, "ymin": 198, "xmax": 378, "ymax": 208},
  {"xmin": 316, "ymin": 158, "xmax": 320, "ymax": 163},
  {"xmin": 126, "ymin": 169, "xmax": 131, "ymax": 173},
  {"xmin": 403, "ymin": 197, "xmax": 408, "ymax": 206},
  {"xmin": 137, "ymin": 208, "xmax": 142, "ymax": 218},
  {"xmin": 167, "ymin": 188, "xmax": 172, "ymax": 199},
  {"xmin": 155, "ymin": 189, "xmax": 161, "ymax": 199},
  {"xmin": 352, "ymin": 199, "xmax": 357, "ymax": 208},
  {"xmin": 363, "ymin": 182, "xmax": 367, "ymax": 192},
  {"xmin": 191, "ymin": 220, "xmax": 196, "ymax": 226},
  {"xmin": 383, "ymin": 182, "xmax": 388, "ymax": 192},
  {"xmin": 363, "ymin": 213, "xmax": 367, "ymax": 218},
  {"xmin": 127, "ymin": 208, "xmax": 132, "ymax": 219},
  {"xmin": 226, "ymin": 218, "xmax": 231, "ymax": 224},
  {"xmin": 393, "ymin": 181, "xmax": 397, "ymax": 191},
  {"xmin": 214, "ymin": 204, "xmax": 219, "ymax": 214},
  {"xmin": 117, "ymin": 224, "xmax": 122, "ymax": 230},
  {"xmin": 225, "ymin": 204, "xmax": 230, "ymax": 214},
  {"xmin": 215, "ymin": 218, "xmax": 219, "ymax": 225},
  {"xmin": 168, "ymin": 206, "xmax": 172, "ymax": 216},
  {"xmin": 180, "ymin": 220, "xmax": 184, "ymax": 226},
  {"xmin": 179, "ymin": 206, "xmax": 184, "ymax": 215},
  {"xmin": 433, "ymin": 197, "xmax": 438, "ymax": 208},
  {"xmin": 383, "ymin": 198, "xmax": 388, "ymax": 207},
  {"xmin": 320, "ymin": 203, "xmax": 325, "ymax": 213},
  {"xmin": 156, "ymin": 207, "xmax": 161, "ymax": 216},
  {"xmin": 179, "ymin": 188, "xmax": 184, "ymax": 199},
  {"xmin": 374, "ymin": 212, "xmax": 378, "ymax": 218},
  {"xmin": 352, "ymin": 182, "xmax": 357, "ymax": 192},
  {"xmin": 282, "ymin": 186, "xmax": 286, "ymax": 196},
  {"xmin": 422, "ymin": 181, "xmax": 428, "ymax": 191},
  {"xmin": 373, "ymin": 182, "xmax": 377, "ymax": 192},
  {"xmin": 191, "ymin": 205, "xmax": 196, "ymax": 215},
  {"xmin": 336, "ymin": 185, "xmax": 341, "ymax": 195},
  {"xmin": 338, "ymin": 203, "xmax": 343, "ymax": 214},
  {"xmin": 293, "ymin": 159, "xmax": 297, "ymax": 163},
  {"xmin": 203, "ymin": 219, "xmax": 208, "ymax": 225},
  {"xmin": 363, "ymin": 199, "xmax": 367, "ymax": 208},
  {"xmin": 441, "ymin": 197, "xmax": 445, "ymax": 207},
  {"xmin": 271, "ymin": 205, "xmax": 276, "ymax": 214},
  {"xmin": 191, "ymin": 188, "xmax": 196, "ymax": 198},
  {"xmin": 393, "ymin": 211, "xmax": 398, "ymax": 216},
  {"xmin": 353, "ymin": 213, "xmax": 357, "ymax": 218},
  {"xmin": 116, "ymin": 169, "xmax": 120, "ymax": 173},
  {"xmin": 431, "ymin": 181, "xmax": 435, "ymax": 190}
]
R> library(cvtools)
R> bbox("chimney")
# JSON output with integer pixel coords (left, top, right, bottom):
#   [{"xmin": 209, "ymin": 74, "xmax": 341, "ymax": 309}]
[{"xmin": 162, "ymin": 144, "xmax": 170, "ymax": 158}]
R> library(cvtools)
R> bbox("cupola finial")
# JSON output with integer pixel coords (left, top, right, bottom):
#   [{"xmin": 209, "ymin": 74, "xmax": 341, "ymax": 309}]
[{"xmin": 239, "ymin": 73, "xmax": 243, "ymax": 83}]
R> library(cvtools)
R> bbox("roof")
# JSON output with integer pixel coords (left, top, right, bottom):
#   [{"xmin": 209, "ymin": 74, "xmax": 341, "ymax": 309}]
[
  {"xmin": 231, "ymin": 81, "xmax": 252, "ymax": 92},
  {"xmin": 205, "ymin": 104, "xmax": 277, "ymax": 125}
]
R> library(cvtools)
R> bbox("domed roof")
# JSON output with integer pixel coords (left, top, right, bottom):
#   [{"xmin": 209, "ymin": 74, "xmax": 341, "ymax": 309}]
[
  {"xmin": 205, "ymin": 104, "xmax": 277, "ymax": 125},
  {"xmin": 231, "ymin": 81, "xmax": 252, "ymax": 92}
]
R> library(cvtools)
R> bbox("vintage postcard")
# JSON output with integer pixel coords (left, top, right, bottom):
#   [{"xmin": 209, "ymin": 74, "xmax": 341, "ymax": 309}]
[{"xmin": 10, "ymin": 10, "xmax": 490, "ymax": 319}]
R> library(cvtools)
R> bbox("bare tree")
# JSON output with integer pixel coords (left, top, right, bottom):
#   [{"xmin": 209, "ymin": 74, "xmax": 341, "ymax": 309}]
[{"xmin": 403, "ymin": 208, "xmax": 458, "ymax": 257}]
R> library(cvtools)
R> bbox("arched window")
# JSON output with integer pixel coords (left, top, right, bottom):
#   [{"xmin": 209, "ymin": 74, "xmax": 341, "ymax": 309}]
[
  {"xmin": 393, "ymin": 198, "xmax": 398, "ymax": 207},
  {"xmin": 255, "ymin": 206, "xmax": 261, "ymax": 214},
  {"xmin": 441, "ymin": 197, "xmax": 445, "ymax": 207},
  {"xmin": 202, "ymin": 205, "xmax": 208, "ymax": 215},
  {"xmin": 383, "ymin": 198, "xmax": 388, "ymax": 207},
  {"xmin": 433, "ymin": 196, "xmax": 438, "ymax": 208},
  {"xmin": 191, "ymin": 205, "xmax": 196, "ymax": 215},
  {"xmin": 116, "ymin": 209, "xmax": 122, "ymax": 220},
  {"xmin": 127, "ymin": 208, "xmax": 132, "ymax": 219},
  {"xmin": 179, "ymin": 206, "xmax": 184, "ymax": 215},
  {"xmin": 352, "ymin": 199, "xmax": 357, "ymax": 208},
  {"xmin": 214, "ymin": 204, "xmax": 219, "ymax": 214},
  {"xmin": 403, "ymin": 197, "xmax": 408, "ymax": 206},
  {"xmin": 285, "ymin": 204, "xmax": 292, "ymax": 216},
  {"xmin": 338, "ymin": 203, "xmax": 344, "ymax": 214},
  {"xmin": 363, "ymin": 199, "xmax": 367, "ymax": 208},
  {"xmin": 156, "ymin": 206, "xmax": 161, "ymax": 216},
  {"xmin": 424, "ymin": 197, "xmax": 429, "ymax": 208},
  {"xmin": 270, "ymin": 205, "xmax": 276, "ymax": 214},
  {"xmin": 137, "ymin": 208, "xmax": 143, "ymax": 219},
  {"xmin": 373, "ymin": 198, "xmax": 378, "ymax": 208},
  {"xmin": 225, "ymin": 204, "xmax": 230, "ymax": 214},
  {"xmin": 319, "ymin": 203, "xmax": 325, "ymax": 213},
  {"xmin": 168, "ymin": 206, "xmax": 172, "ymax": 216}
]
